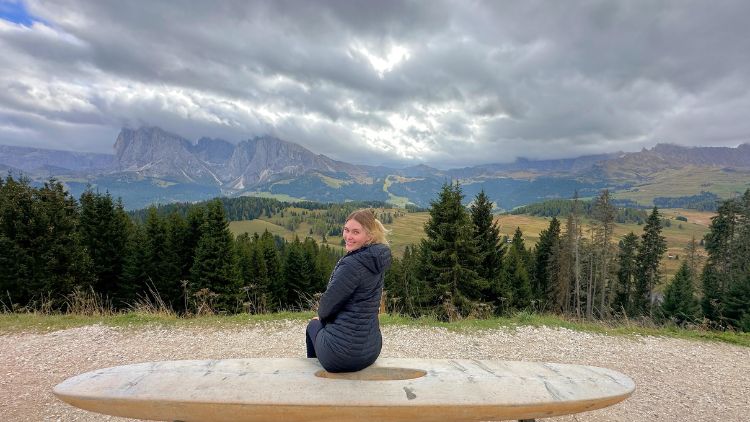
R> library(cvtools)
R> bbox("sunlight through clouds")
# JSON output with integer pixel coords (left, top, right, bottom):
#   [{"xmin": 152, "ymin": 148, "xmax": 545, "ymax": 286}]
[{"xmin": 1, "ymin": 1, "xmax": 749, "ymax": 167}]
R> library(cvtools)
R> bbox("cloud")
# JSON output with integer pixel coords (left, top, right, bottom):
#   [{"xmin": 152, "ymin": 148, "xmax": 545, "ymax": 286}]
[{"xmin": 0, "ymin": 0, "xmax": 748, "ymax": 167}]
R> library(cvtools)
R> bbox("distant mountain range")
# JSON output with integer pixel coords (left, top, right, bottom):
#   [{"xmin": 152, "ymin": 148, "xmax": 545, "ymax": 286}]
[{"xmin": 2, "ymin": 126, "xmax": 749, "ymax": 210}]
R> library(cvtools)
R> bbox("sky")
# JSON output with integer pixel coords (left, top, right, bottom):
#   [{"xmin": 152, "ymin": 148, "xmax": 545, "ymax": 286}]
[{"xmin": 1, "ymin": 0, "xmax": 749, "ymax": 168}]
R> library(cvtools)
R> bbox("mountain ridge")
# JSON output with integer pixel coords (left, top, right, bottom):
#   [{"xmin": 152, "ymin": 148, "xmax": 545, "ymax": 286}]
[{"xmin": 2, "ymin": 127, "xmax": 749, "ymax": 210}]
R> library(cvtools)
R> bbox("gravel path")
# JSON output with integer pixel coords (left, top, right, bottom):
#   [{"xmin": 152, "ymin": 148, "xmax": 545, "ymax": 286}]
[{"xmin": 2, "ymin": 321, "xmax": 749, "ymax": 421}]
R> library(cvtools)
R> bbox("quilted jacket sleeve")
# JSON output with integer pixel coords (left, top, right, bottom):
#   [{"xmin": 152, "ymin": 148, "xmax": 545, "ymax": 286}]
[{"xmin": 317, "ymin": 259, "xmax": 359, "ymax": 323}]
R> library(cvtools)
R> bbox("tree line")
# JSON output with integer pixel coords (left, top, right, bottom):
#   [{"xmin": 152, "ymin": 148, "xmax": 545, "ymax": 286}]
[
  {"xmin": 510, "ymin": 198, "xmax": 648, "ymax": 224},
  {"xmin": 0, "ymin": 176, "xmax": 342, "ymax": 314},
  {"xmin": 2, "ymin": 175, "xmax": 748, "ymax": 331},
  {"xmin": 385, "ymin": 182, "xmax": 750, "ymax": 331}
]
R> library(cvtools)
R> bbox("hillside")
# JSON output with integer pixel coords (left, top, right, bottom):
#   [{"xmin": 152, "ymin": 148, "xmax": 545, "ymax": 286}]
[{"xmin": 226, "ymin": 201, "xmax": 713, "ymax": 280}]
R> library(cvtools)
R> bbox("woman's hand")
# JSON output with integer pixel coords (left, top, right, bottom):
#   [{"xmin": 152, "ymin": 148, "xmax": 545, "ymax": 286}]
[{"xmin": 311, "ymin": 316, "xmax": 319, "ymax": 321}]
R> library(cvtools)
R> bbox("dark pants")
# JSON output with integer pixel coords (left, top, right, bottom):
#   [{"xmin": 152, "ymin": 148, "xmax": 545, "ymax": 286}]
[{"xmin": 306, "ymin": 319, "xmax": 323, "ymax": 358}]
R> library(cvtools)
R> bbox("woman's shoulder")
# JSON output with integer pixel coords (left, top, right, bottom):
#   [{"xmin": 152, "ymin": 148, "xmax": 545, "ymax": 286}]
[{"xmin": 347, "ymin": 244, "xmax": 391, "ymax": 274}]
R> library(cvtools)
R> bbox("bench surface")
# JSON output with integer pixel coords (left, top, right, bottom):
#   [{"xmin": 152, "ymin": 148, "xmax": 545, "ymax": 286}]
[{"xmin": 53, "ymin": 358, "xmax": 634, "ymax": 421}]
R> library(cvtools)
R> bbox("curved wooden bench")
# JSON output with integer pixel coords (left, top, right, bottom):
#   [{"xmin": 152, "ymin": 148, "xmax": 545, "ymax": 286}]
[{"xmin": 53, "ymin": 358, "xmax": 634, "ymax": 421}]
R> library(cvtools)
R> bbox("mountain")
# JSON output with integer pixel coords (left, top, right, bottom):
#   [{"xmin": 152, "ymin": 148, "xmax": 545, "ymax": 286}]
[
  {"xmin": 114, "ymin": 127, "xmax": 225, "ymax": 185},
  {"xmin": 113, "ymin": 127, "xmax": 367, "ymax": 189},
  {"xmin": 2, "ymin": 127, "xmax": 749, "ymax": 210},
  {"xmin": 0, "ymin": 144, "xmax": 114, "ymax": 174},
  {"xmin": 585, "ymin": 143, "xmax": 750, "ymax": 182},
  {"xmin": 225, "ymin": 135, "xmax": 366, "ymax": 189}
]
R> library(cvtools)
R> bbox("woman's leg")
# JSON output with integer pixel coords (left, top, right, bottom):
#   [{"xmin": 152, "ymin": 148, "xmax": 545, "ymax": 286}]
[{"xmin": 306, "ymin": 319, "xmax": 323, "ymax": 358}]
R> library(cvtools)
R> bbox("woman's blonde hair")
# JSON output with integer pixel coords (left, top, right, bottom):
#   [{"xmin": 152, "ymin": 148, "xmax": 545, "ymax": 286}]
[{"xmin": 347, "ymin": 209, "xmax": 390, "ymax": 245}]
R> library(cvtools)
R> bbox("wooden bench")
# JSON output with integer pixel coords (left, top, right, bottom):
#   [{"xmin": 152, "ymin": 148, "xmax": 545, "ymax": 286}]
[{"xmin": 54, "ymin": 358, "xmax": 634, "ymax": 421}]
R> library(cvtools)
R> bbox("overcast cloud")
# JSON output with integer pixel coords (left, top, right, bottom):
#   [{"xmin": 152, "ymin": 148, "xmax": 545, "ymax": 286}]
[{"xmin": 1, "ymin": 0, "xmax": 749, "ymax": 168}]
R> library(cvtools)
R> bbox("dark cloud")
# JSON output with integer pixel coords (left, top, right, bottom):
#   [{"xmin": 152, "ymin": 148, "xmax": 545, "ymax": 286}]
[{"xmin": 0, "ymin": 0, "xmax": 748, "ymax": 167}]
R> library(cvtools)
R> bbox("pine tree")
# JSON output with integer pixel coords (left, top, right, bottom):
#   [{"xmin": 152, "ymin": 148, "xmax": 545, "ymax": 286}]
[
  {"xmin": 700, "ymin": 263, "xmax": 723, "ymax": 323},
  {"xmin": 0, "ymin": 176, "xmax": 37, "ymax": 306},
  {"xmin": 571, "ymin": 191, "xmax": 583, "ymax": 317},
  {"xmin": 699, "ymin": 190, "xmax": 750, "ymax": 325},
  {"xmin": 282, "ymin": 237, "xmax": 311, "ymax": 309},
  {"xmin": 613, "ymin": 232, "xmax": 639, "ymax": 316},
  {"xmin": 592, "ymin": 190, "xmax": 616, "ymax": 317},
  {"xmin": 35, "ymin": 180, "xmax": 94, "ymax": 308},
  {"xmin": 78, "ymin": 189, "xmax": 130, "ymax": 306},
  {"xmin": 502, "ymin": 228, "xmax": 532, "ymax": 310},
  {"xmin": 122, "ymin": 223, "xmax": 149, "ymax": 303},
  {"xmin": 634, "ymin": 207, "xmax": 667, "ymax": 316},
  {"xmin": 470, "ymin": 190, "xmax": 504, "ymax": 283},
  {"xmin": 659, "ymin": 261, "xmax": 699, "ymax": 324},
  {"xmin": 704, "ymin": 198, "xmax": 739, "ymax": 288},
  {"xmin": 190, "ymin": 200, "xmax": 238, "ymax": 312},
  {"xmin": 533, "ymin": 217, "xmax": 560, "ymax": 306},
  {"xmin": 384, "ymin": 245, "xmax": 423, "ymax": 317},
  {"xmin": 144, "ymin": 207, "xmax": 181, "ymax": 307},
  {"xmin": 549, "ymin": 214, "xmax": 576, "ymax": 314},
  {"xmin": 260, "ymin": 230, "xmax": 284, "ymax": 310},
  {"xmin": 418, "ymin": 182, "xmax": 485, "ymax": 319},
  {"xmin": 723, "ymin": 274, "xmax": 750, "ymax": 332},
  {"xmin": 684, "ymin": 235, "xmax": 702, "ymax": 287}
]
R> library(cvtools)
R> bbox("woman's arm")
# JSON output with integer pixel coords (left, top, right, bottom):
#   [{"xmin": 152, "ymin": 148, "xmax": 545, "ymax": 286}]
[{"xmin": 317, "ymin": 260, "xmax": 359, "ymax": 322}]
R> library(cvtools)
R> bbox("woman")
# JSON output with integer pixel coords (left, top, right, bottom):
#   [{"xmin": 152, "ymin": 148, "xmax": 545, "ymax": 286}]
[{"xmin": 306, "ymin": 209, "xmax": 391, "ymax": 373}]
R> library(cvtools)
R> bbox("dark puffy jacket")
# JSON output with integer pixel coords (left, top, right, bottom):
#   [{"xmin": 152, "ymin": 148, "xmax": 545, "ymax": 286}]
[{"xmin": 315, "ymin": 243, "xmax": 391, "ymax": 372}]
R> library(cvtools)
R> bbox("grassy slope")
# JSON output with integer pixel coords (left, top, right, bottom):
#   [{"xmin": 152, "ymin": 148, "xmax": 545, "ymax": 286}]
[{"xmin": 613, "ymin": 166, "xmax": 750, "ymax": 205}]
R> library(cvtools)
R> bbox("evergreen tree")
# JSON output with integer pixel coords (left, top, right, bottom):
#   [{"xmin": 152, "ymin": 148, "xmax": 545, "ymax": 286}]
[
  {"xmin": 78, "ymin": 189, "xmax": 130, "ymax": 306},
  {"xmin": 0, "ymin": 176, "xmax": 37, "ymax": 306},
  {"xmin": 384, "ymin": 245, "xmax": 423, "ymax": 316},
  {"xmin": 659, "ymin": 261, "xmax": 699, "ymax": 324},
  {"xmin": 418, "ymin": 182, "xmax": 485, "ymax": 319},
  {"xmin": 502, "ymin": 228, "xmax": 532, "ymax": 310},
  {"xmin": 549, "ymin": 214, "xmax": 576, "ymax": 314},
  {"xmin": 613, "ymin": 232, "xmax": 639, "ymax": 315},
  {"xmin": 699, "ymin": 189, "xmax": 750, "ymax": 325},
  {"xmin": 144, "ymin": 207, "xmax": 181, "ymax": 307},
  {"xmin": 190, "ymin": 200, "xmax": 238, "ymax": 312},
  {"xmin": 723, "ymin": 274, "xmax": 750, "ymax": 332},
  {"xmin": 470, "ymin": 190, "xmax": 504, "ymax": 283},
  {"xmin": 282, "ymin": 237, "xmax": 311, "ymax": 309},
  {"xmin": 592, "ymin": 189, "xmax": 616, "ymax": 317},
  {"xmin": 165, "ymin": 212, "xmax": 191, "ymax": 279},
  {"xmin": 700, "ymin": 263, "xmax": 723, "ymax": 323},
  {"xmin": 533, "ymin": 217, "xmax": 560, "ymax": 306},
  {"xmin": 35, "ymin": 180, "xmax": 94, "ymax": 307},
  {"xmin": 235, "ymin": 233, "xmax": 270, "ymax": 313},
  {"xmin": 122, "ymin": 223, "xmax": 149, "ymax": 303},
  {"xmin": 260, "ymin": 230, "xmax": 284, "ymax": 310},
  {"xmin": 634, "ymin": 207, "xmax": 667, "ymax": 316},
  {"xmin": 703, "ymin": 198, "xmax": 740, "ymax": 289}
]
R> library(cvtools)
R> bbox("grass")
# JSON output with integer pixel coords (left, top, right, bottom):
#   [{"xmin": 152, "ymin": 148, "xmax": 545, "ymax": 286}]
[
  {"xmin": 2, "ymin": 311, "xmax": 747, "ymax": 347},
  {"xmin": 613, "ymin": 166, "xmax": 750, "ymax": 205},
  {"xmin": 0, "ymin": 311, "xmax": 312, "ymax": 333}
]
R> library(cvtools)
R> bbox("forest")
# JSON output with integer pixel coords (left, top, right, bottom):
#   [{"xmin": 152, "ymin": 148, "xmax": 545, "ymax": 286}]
[{"xmin": 1, "ymin": 175, "xmax": 748, "ymax": 331}]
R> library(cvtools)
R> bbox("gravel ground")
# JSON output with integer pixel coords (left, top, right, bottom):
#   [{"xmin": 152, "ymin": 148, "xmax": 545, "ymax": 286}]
[{"xmin": 2, "ymin": 321, "xmax": 749, "ymax": 421}]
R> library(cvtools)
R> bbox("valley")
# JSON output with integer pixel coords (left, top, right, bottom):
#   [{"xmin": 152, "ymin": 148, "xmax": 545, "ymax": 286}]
[{"xmin": 229, "ymin": 206, "xmax": 714, "ymax": 280}]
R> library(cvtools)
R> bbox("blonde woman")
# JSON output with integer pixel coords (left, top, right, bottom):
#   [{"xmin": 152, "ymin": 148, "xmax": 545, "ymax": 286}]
[{"xmin": 306, "ymin": 209, "xmax": 391, "ymax": 372}]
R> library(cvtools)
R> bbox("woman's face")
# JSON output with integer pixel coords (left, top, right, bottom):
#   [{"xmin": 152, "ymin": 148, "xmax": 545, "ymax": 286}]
[{"xmin": 343, "ymin": 219, "xmax": 371, "ymax": 252}]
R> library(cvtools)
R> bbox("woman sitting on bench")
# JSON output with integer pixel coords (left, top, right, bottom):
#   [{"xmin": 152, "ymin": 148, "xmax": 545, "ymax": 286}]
[{"xmin": 306, "ymin": 209, "xmax": 392, "ymax": 373}]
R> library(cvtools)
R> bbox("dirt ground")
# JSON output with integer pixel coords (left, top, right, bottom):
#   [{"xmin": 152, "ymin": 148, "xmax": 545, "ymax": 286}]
[{"xmin": 1, "ymin": 321, "xmax": 748, "ymax": 421}]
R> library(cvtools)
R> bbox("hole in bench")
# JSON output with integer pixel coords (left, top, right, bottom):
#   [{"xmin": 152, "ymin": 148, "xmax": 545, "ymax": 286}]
[{"xmin": 315, "ymin": 367, "xmax": 427, "ymax": 381}]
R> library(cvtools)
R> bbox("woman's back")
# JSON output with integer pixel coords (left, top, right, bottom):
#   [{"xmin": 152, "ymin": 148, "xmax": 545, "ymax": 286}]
[{"xmin": 314, "ymin": 243, "xmax": 391, "ymax": 372}]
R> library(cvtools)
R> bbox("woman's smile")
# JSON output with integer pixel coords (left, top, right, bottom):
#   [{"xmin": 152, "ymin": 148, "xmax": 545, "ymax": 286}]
[{"xmin": 343, "ymin": 219, "xmax": 371, "ymax": 252}]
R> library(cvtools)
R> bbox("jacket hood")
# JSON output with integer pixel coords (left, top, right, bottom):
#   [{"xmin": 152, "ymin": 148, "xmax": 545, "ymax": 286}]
[{"xmin": 350, "ymin": 243, "xmax": 392, "ymax": 274}]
